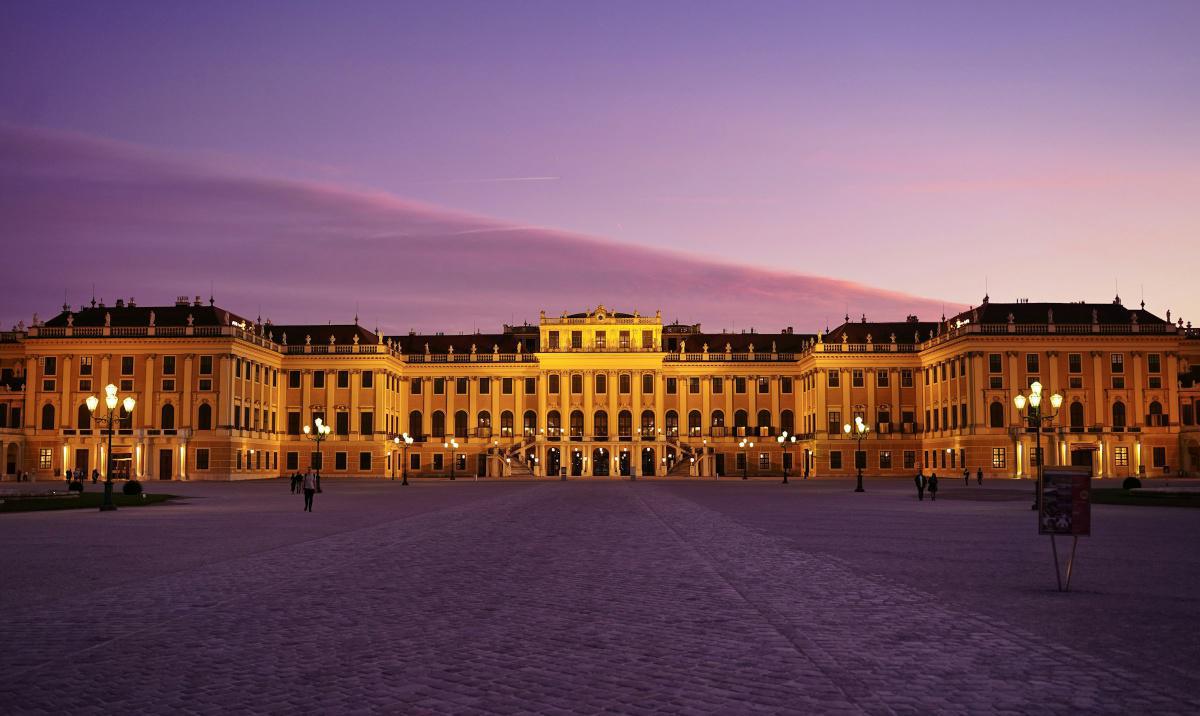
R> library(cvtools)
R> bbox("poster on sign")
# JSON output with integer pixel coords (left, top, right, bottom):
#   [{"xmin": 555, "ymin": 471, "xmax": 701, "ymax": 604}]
[{"xmin": 1039, "ymin": 465, "xmax": 1092, "ymax": 536}]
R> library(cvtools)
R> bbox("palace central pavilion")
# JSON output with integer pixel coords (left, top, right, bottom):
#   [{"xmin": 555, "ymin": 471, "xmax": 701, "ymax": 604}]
[{"xmin": 2, "ymin": 296, "xmax": 1198, "ymax": 481}]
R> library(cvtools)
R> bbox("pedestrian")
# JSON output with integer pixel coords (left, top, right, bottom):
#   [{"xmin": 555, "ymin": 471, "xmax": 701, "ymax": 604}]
[
  {"xmin": 929, "ymin": 472, "xmax": 939, "ymax": 501},
  {"xmin": 976, "ymin": 467, "xmax": 983, "ymax": 486},
  {"xmin": 301, "ymin": 469, "xmax": 320, "ymax": 512},
  {"xmin": 290, "ymin": 471, "xmax": 302, "ymax": 494},
  {"xmin": 963, "ymin": 467, "xmax": 970, "ymax": 486},
  {"xmin": 91, "ymin": 468, "xmax": 99, "ymax": 484},
  {"xmin": 914, "ymin": 470, "xmax": 926, "ymax": 501}
]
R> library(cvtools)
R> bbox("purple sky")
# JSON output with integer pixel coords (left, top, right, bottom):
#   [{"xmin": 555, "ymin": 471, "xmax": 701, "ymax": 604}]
[{"xmin": 2, "ymin": 1, "xmax": 1198, "ymax": 331}]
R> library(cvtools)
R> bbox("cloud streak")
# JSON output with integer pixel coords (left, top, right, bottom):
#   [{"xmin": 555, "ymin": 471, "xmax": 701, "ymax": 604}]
[{"xmin": 0, "ymin": 124, "xmax": 958, "ymax": 332}]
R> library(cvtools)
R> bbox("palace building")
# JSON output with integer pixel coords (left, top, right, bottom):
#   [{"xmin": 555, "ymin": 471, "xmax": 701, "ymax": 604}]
[{"xmin": 1, "ymin": 295, "xmax": 1198, "ymax": 482}]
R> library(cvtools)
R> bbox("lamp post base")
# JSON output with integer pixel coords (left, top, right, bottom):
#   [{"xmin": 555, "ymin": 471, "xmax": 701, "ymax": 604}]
[
  {"xmin": 100, "ymin": 481, "xmax": 117, "ymax": 511},
  {"xmin": 854, "ymin": 471, "xmax": 865, "ymax": 493}
]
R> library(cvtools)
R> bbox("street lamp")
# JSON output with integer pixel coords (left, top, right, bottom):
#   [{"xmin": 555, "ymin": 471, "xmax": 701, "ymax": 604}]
[
  {"xmin": 86, "ymin": 384, "xmax": 136, "ymax": 512},
  {"xmin": 778, "ymin": 431, "xmax": 797, "ymax": 484},
  {"xmin": 302, "ymin": 416, "xmax": 332, "ymax": 479},
  {"xmin": 1014, "ymin": 381, "xmax": 1063, "ymax": 511},
  {"xmin": 738, "ymin": 438, "xmax": 754, "ymax": 479},
  {"xmin": 844, "ymin": 416, "xmax": 870, "ymax": 493},
  {"xmin": 443, "ymin": 439, "xmax": 460, "ymax": 480},
  {"xmin": 392, "ymin": 433, "xmax": 413, "ymax": 485}
]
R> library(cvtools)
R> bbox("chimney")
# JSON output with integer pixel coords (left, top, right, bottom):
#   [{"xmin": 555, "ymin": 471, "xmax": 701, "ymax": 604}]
[
  {"xmin": 194, "ymin": 295, "xmax": 202, "ymax": 306},
  {"xmin": 115, "ymin": 298, "xmax": 125, "ymax": 308},
  {"xmin": 128, "ymin": 297, "xmax": 136, "ymax": 308},
  {"xmin": 176, "ymin": 295, "xmax": 190, "ymax": 307}
]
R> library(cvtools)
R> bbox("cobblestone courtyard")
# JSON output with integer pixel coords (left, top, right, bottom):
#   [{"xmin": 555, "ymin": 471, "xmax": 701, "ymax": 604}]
[{"xmin": 2, "ymin": 478, "xmax": 1198, "ymax": 714}]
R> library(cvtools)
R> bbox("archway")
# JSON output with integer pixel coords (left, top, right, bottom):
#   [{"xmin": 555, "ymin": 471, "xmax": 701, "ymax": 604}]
[
  {"xmin": 592, "ymin": 447, "xmax": 610, "ymax": 476},
  {"xmin": 641, "ymin": 447, "xmax": 656, "ymax": 476}
]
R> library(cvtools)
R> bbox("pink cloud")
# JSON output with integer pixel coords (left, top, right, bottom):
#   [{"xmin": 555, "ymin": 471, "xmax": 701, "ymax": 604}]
[{"xmin": 0, "ymin": 124, "xmax": 959, "ymax": 332}]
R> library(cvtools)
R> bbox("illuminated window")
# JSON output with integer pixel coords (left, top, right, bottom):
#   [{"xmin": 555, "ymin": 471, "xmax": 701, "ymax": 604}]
[
  {"xmin": 991, "ymin": 448, "xmax": 1006, "ymax": 469},
  {"xmin": 39, "ymin": 448, "xmax": 52, "ymax": 470},
  {"xmin": 1114, "ymin": 447, "xmax": 1128, "ymax": 467}
]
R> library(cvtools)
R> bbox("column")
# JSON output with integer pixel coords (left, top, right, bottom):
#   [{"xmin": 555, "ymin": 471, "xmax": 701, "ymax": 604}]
[
  {"xmin": 61, "ymin": 356, "xmax": 73, "ymax": 428},
  {"xmin": 350, "ymin": 369, "xmax": 361, "ymax": 433},
  {"xmin": 143, "ymin": 355, "xmax": 156, "ymax": 425},
  {"xmin": 24, "ymin": 356, "xmax": 36, "ymax": 428},
  {"xmin": 183, "ymin": 355, "xmax": 194, "ymax": 428},
  {"xmin": 219, "ymin": 355, "xmax": 233, "ymax": 428}
]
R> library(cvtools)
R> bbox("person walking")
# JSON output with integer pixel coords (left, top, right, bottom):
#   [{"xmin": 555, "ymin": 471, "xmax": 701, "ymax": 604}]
[
  {"xmin": 928, "ymin": 472, "xmax": 939, "ymax": 501},
  {"xmin": 91, "ymin": 468, "xmax": 100, "ymax": 484},
  {"xmin": 301, "ymin": 469, "xmax": 320, "ymax": 512},
  {"xmin": 290, "ymin": 471, "xmax": 302, "ymax": 494},
  {"xmin": 963, "ymin": 467, "xmax": 970, "ymax": 486},
  {"xmin": 914, "ymin": 470, "xmax": 926, "ymax": 501},
  {"xmin": 976, "ymin": 467, "xmax": 983, "ymax": 486}
]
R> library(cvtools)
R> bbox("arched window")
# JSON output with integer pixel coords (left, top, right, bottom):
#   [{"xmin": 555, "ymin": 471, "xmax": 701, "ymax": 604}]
[
  {"xmin": 197, "ymin": 403, "xmax": 212, "ymax": 430},
  {"xmin": 640, "ymin": 409, "xmax": 656, "ymax": 435},
  {"xmin": 665, "ymin": 410, "xmax": 679, "ymax": 437},
  {"xmin": 618, "ymin": 410, "xmax": 632, "ymax": 438},
  {"xmin": 77, "ymin": 403, "xmax": 92, "ymax": 430},
  {"xmin": 688, "ymin": 410, "xmax": 702, "ymax": 436},
  {"xmin": 41, "ymin": 403, "xmax": 55, "ymax": 430},
  {"xmin": 594, "ymin": 410, "xmax": 608, "ymax": 437},
  {"xmin": 1148, "ymin": 400, "xmax": 1164, "ymax": 426},
  {"xmin": 431, "ymin": 410, "xmax": 445, "ymax": 438},
  {"xmin": 712, "ymin": 410, "xmax": 725, "ymax": 427},
  {"xmin": 989, "ymin": 401, "xmax": 1005, "ymax": 428},
  {"xmin": 780, "ymin": 409, "xmax": 795, "ymax": 436},
  {"xmin": 161, "ymin": 403, "xmax": 175, "ymax": 430},
  {"xmin": 1069, "ymin": 402, "xmax": 1084, "ymax": 429},
  {"xmin": 569, "ymin": 410, "xmax": 584, "ymax": 438},
  {"xmin": 1112, "ymin": 401, "xmax": 1126, "ymax": 428},
  {"xmin": 409, "ymin": 410, "xmax": 423, "ymax": 437},
  {"xmin": 547, "ymin": 410, "xmax": 561, "ymax": 436},
  {"xmin": 501, "ymin": 410, "xmax": 514, "ymax": 437},
  {"xmin": 757, "ymin": 409, "xmax": 771, "ymax": 433},
  {"xmin": 478, "ymin": 410, "xmax": 492, "ymax": 434},
  {"xmin": 454, "ymin": 410, "xmax": 468, "ymax": 437},
  {"xmin": 1149, "ymin": 401, "xmax": 1163, "ymax": 416},
  {"xmin": 523, "ymin": 410, "xmax": 537, "ymax": 436},
  {"xmin": 734, "ymin": 410, "xmax": 748, "ymax": 428}
]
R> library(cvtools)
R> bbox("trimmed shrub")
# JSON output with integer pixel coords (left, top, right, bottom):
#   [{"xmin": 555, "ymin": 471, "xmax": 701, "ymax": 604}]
[
  {"xmin": 122, "ymin": 480, "xmax": 144, "ymax": 496},
  {"xmin": 1122, "ymin": 476, "xmax": 1142, "ymax": 490},
  {"xmin": 68, "ymin": 480, "xmax": 84, "ymax": 493}
]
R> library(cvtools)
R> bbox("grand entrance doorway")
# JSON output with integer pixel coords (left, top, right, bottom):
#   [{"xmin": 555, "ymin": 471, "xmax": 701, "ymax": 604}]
[
  {"xmin": 641, "ymin": 447, "xmax": 655, "ymax": 477},
  {"xmin": 74, "ymin": 448, "xmax": 89, "ymax": 478},
  {"xmin": 1070, "ymin": 447, "xmax": 1095, "ymax": 473},
  {"xmin": 546, "ymin": 448, "xmax": 561, "ymax": 477},
  {"xmin": 618, "ymin": 450, "xmax": 631, "ymax": 476},
  {"xmin": 715, "ymin": 453, "xmax": 726, "ymax": 476},
  {"xmin": 158, "ymin": 449, "xmax": 173, "ymax": 480},
  {"xmin": 570, "ymin": 449, "xmax": 584, "ymax": 477},
  {"xmin": 592, "ymin": 448, "xmax": 609, "ymax": 476}
]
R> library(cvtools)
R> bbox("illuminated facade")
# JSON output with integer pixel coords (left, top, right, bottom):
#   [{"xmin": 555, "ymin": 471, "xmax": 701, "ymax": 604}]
[{"xmin": 1, "ymin": 296, "xmax": 1198, "ymax": 481}]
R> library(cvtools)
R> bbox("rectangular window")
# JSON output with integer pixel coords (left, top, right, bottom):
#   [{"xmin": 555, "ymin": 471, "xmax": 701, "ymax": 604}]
[
  {"xmin": 433, "ymin": 378, "xmax": 445, "ymax": 395},
  {"xmin": 161, "ymin": 379, "xmax": 175, "ymax": 392},
  {"xmin": 121, "ymin": 356, "xmax": 135, "ymax": 375},
  {"xmin": 852, "ymin": 369, "xmax": 864, "ymax": 388},
  {"xmin": 1112, "ymin": 376, "xmax": 1125, "ymax": 389},
  {"xmin": 876, "ymin": 370, "xmax": 889, "ymax": 388},
  {"xmin": 335, "ymin": 452, "xmax": 348, "ymax": 471},
  {"xmin": 989, "ymin": 376, "xmax": 1003, "ymax": 389},
  {"xmin": 712, "ymin": 377, "xmax": 723, "ymax": 394},
  {"xmin": 284, "ymin": 451, "xmax": 297, "ymax": 471},
  {"xmin": 619, "ymin": 331, "xmax": 630, "ymax": 349},
  {"xmin": 666, "ymin": 377, "xmax": 677, "ymax": 394},
  {"xmin": 829, "ymin": 451, "xmax": 843, "ymax": 470},
  {"xmin": 1149, "ymin": 376, "xmax": 1162, "ymax": 389},
  {"xmin": 879, "ymin": 451, "xmax": 892, "ymax": 469},
  {"xmin": 595, "ymin": 374, "xmax": 607, "ymax": 393},
  {"xmin": 736, "ymin": 452, "xmax": 746, "ymax": 471},
  {"xmin": 827, "ymin": 371, "xmax": 840, "ymax": 388},
  {"xmin": 310, "ymin": 452, "xmax": 324, "ymax": 470},
  {"xmin": 79, "ymin": 378, "xmax": 92, "ymax": 392},
  {"xmin": 196, "ymin": 448, "xmax": 211, "ymax": 470},
  {"xmin": 903, "ymin": 450, "xmax": 916, "ymax": 469},
  {"xmin": 642, "ymin": 330, "xmax": 653, "ymax": 349},
  {"xmin": 359, "ymin": 452, "xmax": 372, "ymax": 471},
  {"xmin": 990, "ymin": 447, "xmax": 1005, "ymax": 469},
  {"xmin": 236, "ymin": 451, "xmax": 243, "ymax": 470},
  {"xmin": 312, "ymin": 371, "xmax": 325, "ymax": 389},
  {"xmin": 689, "ymin": 377, "xmax": 701, "ymax": 394},
  {"xmin": 1067, "ymin": 376, "xmax": 1082, "ymax": 390},
  {"xmin": 1147, "ymin": 354, "xmax": 1161, "ymax": 373},
  {"xmin": 1026, "ymin": 354, "xmax": 1040, "ymax": 373},
  {"xmin": 162, "ymin": 355, "xmax": 176, "ymax": 375},
  {"xmin": 988, "ymin": 353, "xmax": 1002, "ymax": 373},
  {"xmin": 642, "ymin": 374, "xmax": 654, "ymax": 394},
  {"xmin": 548, "ymin": 331, "xmax": 560, "ymax": 350},
  {"xmin": 780, "ymin": 377, "xmax": 792, "ymax": 394},
  {"xmin": 757, "ymin": 377, "xmax": 769, "ymax": 394},
  {"xmin": 525, "ymin": 377, "xmax": 536, "ymax": 395},
  {"xmin": 949, "ymin": 361, "xmax": 956, "ymax": 379},
  {"xmin": 901, "ymin": 369, "xmax": 913, "ymax": 388},
  {"xmin": 827, "ymin": 411, "xmax": 841, "ymax": 435},
  {"xmin": 43, "ymin": 356, "xmax": 57, "ymax": 376},
  {"xmin": 1114, "ymin": 446, "xmax": 1129, "ymax": 467},
  {"xmin": 456, "ymin": 377, "xmax": 468, "ymax": 395},
  {"xmin": 236, "ymin": 360, "xmax": 243, "ymax": 379},
  {"xmin": 502, "ymin": 377, "xmax": 514, "ymax": 395},
  {"xmin": 335, "ymin": 412, "xmax": 349, "ymax": 435},
  {"xmin": 362, "ymin": 371, "xmax": 374, "ymax": 389},
  {"xmin": 78, "ymin": 356, "xmax": 93, "ymax": 375},
  {"xmin": 758, "ymin": 453, "xmax": 770, "ymax": 470},
  {"xmin": 411, "ymin": 377, "xmax": 423, "ymax": 395},
  {"xmin": 571, "ymin": 331, "xmax": 583, "ymax": 349},
  {"xmin": 408, "ymin": 452, "xmax": 422, "ymax": 471},
  {"xmin": 940, "ymin": 364, "xmax": 946, "ymax": 382},
  {"xmin": 478, "ymin": 377, "xmax": 490, "ymax": 394},
  {"xmin": 566, "ymin": 375, "xmax": 579, "ymax": 394},
  {"xmin": 433, "ymin": 453, "xmax": 445, "ymax": 471},
  {"xmin": 200, "ymin": 355, "xmax": 214, "ymax": 375},
  {"xmin": 39, "ymin": 448, "xmax": 52, "ymax": 469},
  {"xmin": 360, "ymin": 412, "xmax": 374, "ymax": 435},
  {"xmin": 549, "ymin": 374, "xmax": 560, "ymax": 393},
  {"xmin": 1111, "ymin": 353, "xmax": 1124, "ymax": 374},
  {"xmin": 735, "ymin": 377, "xmax": 747, "ymax": 394},
  {"xmin": 595, "ymin": 332, "xmax": 606, "ymax": 349},
  {"xmin": 42, "ymin": 379, "xmax": 56, "ymax": 392},
  {"xmin": 287, "ymin": 412, "xmax": 300, "ymax": 435},
  {"xmin": 1068, "ymin": 353, "xmax": 1082, "ymax": 374},
  {"xmin": 1152, "ymin": 446, "xmax": 1166, "ymax": 468},
  {"xmin": 337, "ymin": 371, "xmax": 349, "ymax": 389},
  {"xmin": 288, "ymin": 370, "xmax": 301, "ymax": 388}
]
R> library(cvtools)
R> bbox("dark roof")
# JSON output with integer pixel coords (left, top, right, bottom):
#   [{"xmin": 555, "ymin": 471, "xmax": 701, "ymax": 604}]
[
  {"xmin": 271, "ymin": 324, "xmax": 378, "ymax": 347},
  {"xmin": 676, "ymin": 332, "xmax": 817, "ymax": 353},
  {"xmin": 565, "ymin": 311, "xmax": 636, "ymax": 319},
  {"xmin": 386, "ymin": 333, "xmax": 537, "ymax": 354},
  {"xmin": 1180, "ymin": 365, "xmax": 1200, "ymax": 390},
  {"xmin": 952, "ymin": 301, "xmax": 1167, "ymax": 326},
  {"xmin": 45, "ymin": 304, "xmax": 250, "ymax": 328},
  {"xmin": 824, "ymin": 321, "xmax": 938, "ymax": 345}
]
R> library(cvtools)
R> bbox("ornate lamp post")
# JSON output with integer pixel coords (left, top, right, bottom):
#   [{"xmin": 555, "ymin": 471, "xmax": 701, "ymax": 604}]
[
  {"xmin": 843, "ymin": 416, "xmax": 870, "ymax": 493},
  {"xmin": 1014, "ymin": 381, "xmax": 1063, "ymax": 511},
  {"xmin": 777, "ymin": 431, "xmax": 797, "ymax": 484},
  {"xmin": 738, "ymin": 438, "xmax": 754, "ymax": 480},
  {"xmin": 443, "ymin": 438, "xmax": 460, "ymax": 480},
  {"xmin": 302, "ymin": 416, "xmax": 332, "ymax": 477},
  {"xmin": 86, "ymin": 384, "xmax": 136, "ymax": 512},
  {"xmin": 392, "ymin": 432, "xmax": 413, "ymax": 484}
]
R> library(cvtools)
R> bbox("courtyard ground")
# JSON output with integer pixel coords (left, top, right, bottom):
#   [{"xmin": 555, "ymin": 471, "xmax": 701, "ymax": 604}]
[{"xmin": 1, "ymin": 476, "xmax": 1197, "ymax": 714}]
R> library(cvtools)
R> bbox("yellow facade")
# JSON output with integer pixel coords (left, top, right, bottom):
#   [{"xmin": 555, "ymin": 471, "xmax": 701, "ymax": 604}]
[{"xmin": 1, "ymin": 298, "xmax": 1197, "ymax": 481}]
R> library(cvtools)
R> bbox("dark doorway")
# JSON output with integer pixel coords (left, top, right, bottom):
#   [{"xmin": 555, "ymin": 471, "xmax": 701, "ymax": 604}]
[
  {"xmin": 1070, "ymin": 448, "xmax": 1094, "ymax": 472},
  {"xmin": 715, "ymin": 453, "xmax": 726, "ymax": 476},
  {"xmin": 158, "ymin": 449, "xmax": 173, "ymax": 480},
  {"xmin": 476, "ymin": 455, "xmax": 486, "ymax": 478},
  {"xmin": 592, "ymin": 448, "xmax": 609, "ymax": 476},
  {"xmin": 571, "ymin": 450, "xmax": 583, "ymax": 476},
  {"xmin": 618, "ymin": 451, "xmax": 630, "ymax": 476},
  {"xmin": 74, "ymin": 449, "xmax": 89, "ymax": 478},
  {"xmin": 546, "ymin": 449, "xmax": 560, "ymax": 477},
  {"xmin": 641, "ymin": 448, "xmax": 655, "ymax": 477}
]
